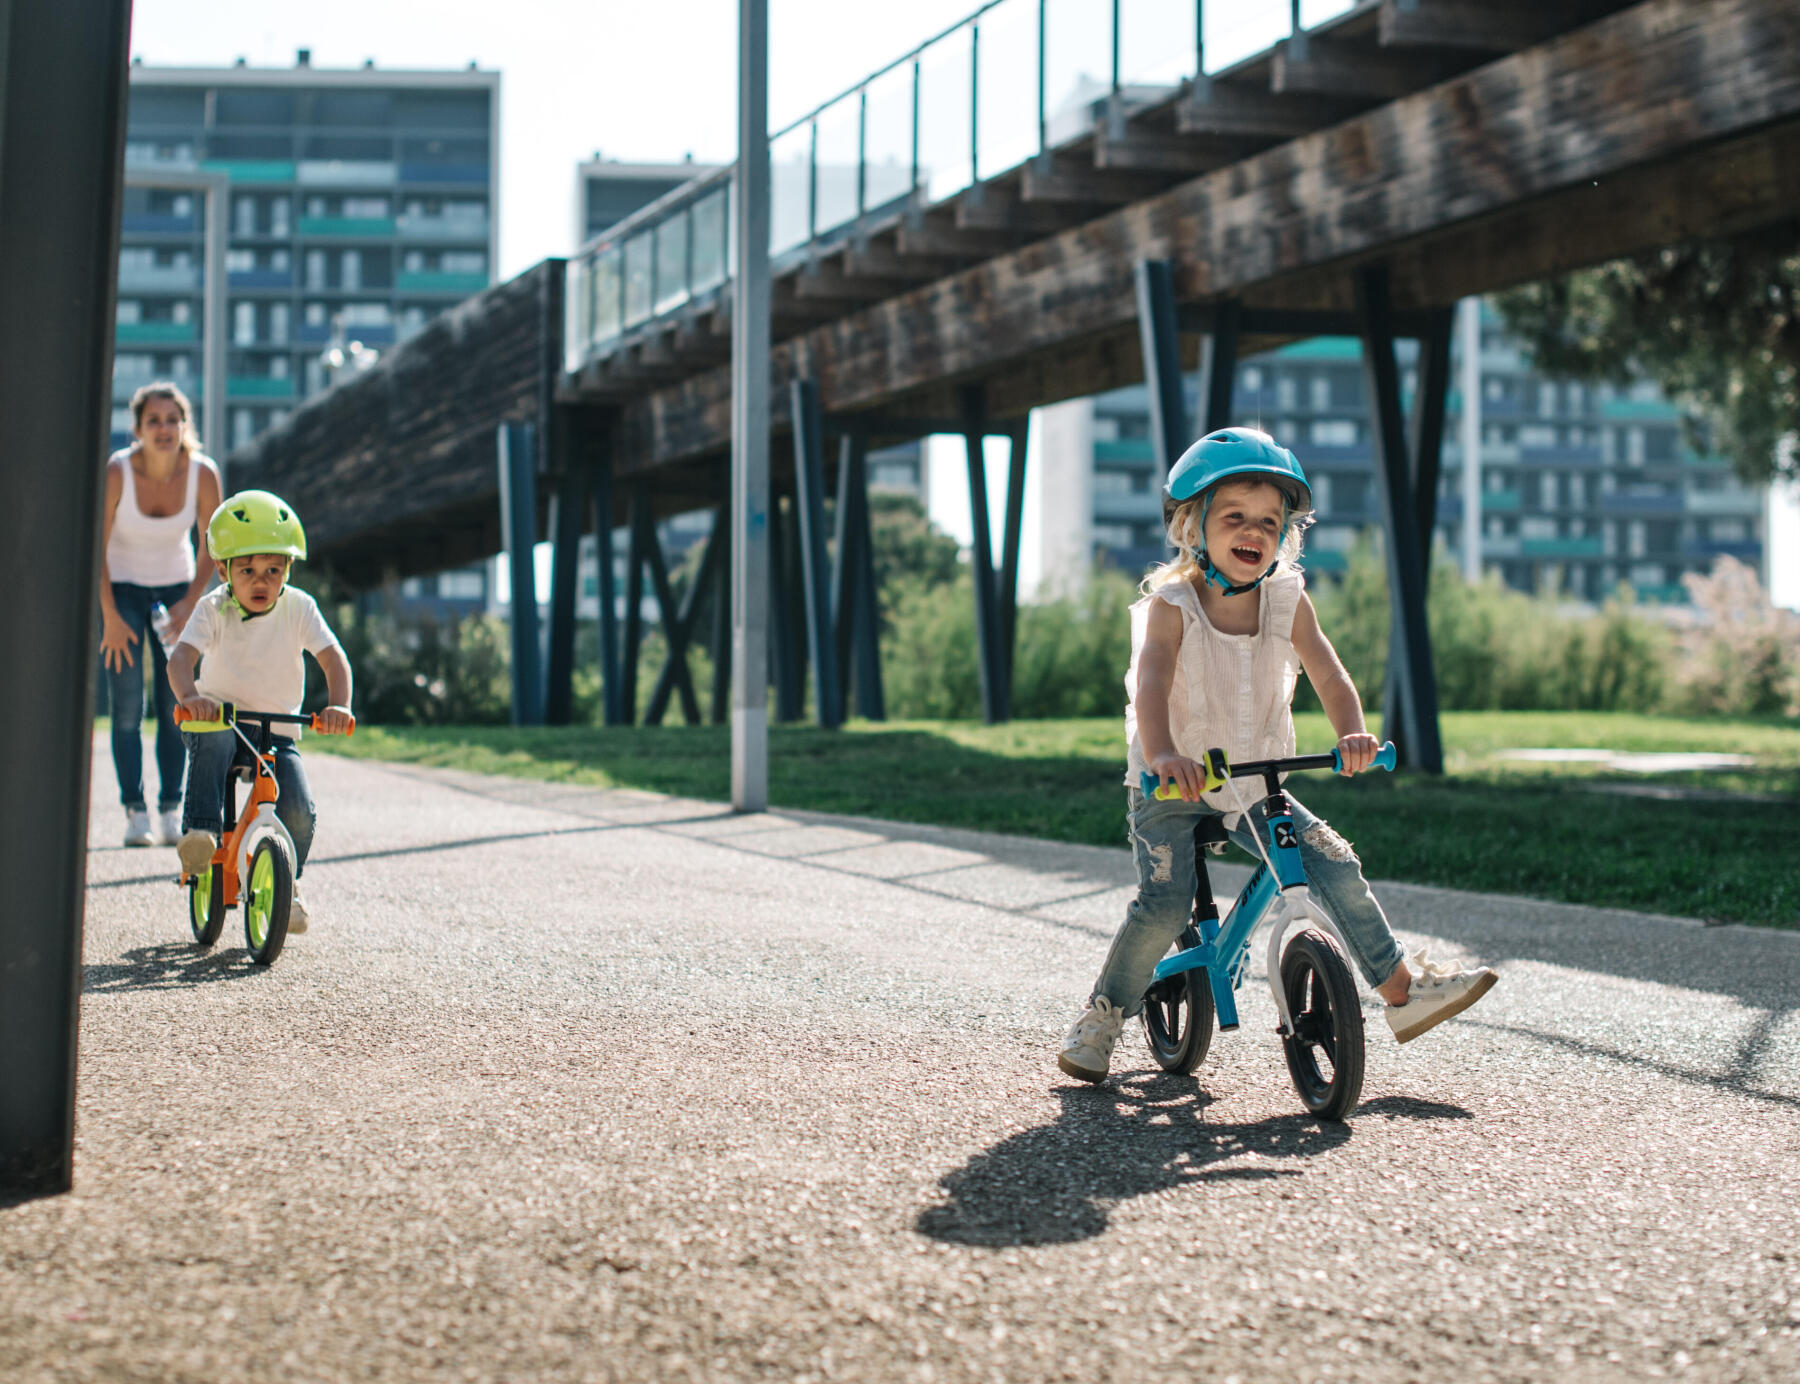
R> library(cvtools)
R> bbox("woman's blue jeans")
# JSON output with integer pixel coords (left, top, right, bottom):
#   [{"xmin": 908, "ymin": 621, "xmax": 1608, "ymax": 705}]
[
  {"xmin": 103, "ymin": 579, "xmax": 189, "ymax": 812},
  {"xmin": 180, "ymin": 731, "xmax": 316, "ymax": 878},
  {"xmin": 1093, "ymin": 789, "xmax": 1405, "ymax": 1016}
]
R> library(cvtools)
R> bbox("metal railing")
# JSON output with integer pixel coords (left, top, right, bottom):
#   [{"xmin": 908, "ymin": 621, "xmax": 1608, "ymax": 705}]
[{"xmin": 565, "ymin": 0, "xmax": 1361, "ymax": 373}]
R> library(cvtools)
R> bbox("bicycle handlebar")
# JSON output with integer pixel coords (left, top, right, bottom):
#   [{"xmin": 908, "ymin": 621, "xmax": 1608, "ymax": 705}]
[
  {"xmin": 1140, "ymin": 741, "xmax": 1395, "ymax": 800},
  {"xmin": 173, "ymin": 702, "xmax": 355, "ymax": 736}
]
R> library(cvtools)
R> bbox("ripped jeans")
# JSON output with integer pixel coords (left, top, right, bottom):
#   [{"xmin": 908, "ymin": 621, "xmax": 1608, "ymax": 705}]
[{"xmin": 1092, "ymin": 789, "xmax": 1405, "ymax": 1016}]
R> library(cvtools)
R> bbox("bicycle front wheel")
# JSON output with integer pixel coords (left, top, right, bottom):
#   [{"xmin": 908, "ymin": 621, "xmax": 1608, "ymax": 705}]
[
  {"xmin": 1279, "ymin": 929, "xmax": 1365, "ymax": 1121},
  {"xmin": 188, "ymin": 864, "xmax": 225, "ymax": 947},
  {"xmin": 243, "ymin": 838, "xmax": 292, "ymax": 967}
]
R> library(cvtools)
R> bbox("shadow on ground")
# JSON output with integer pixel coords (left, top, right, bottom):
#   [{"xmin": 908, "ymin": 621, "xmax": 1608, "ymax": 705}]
[
  {"xmin": 84, "ymin": 942, "xmax": 263, "ymax": 991},
  {"xmin": 915, "ymin": 1071, "xmax": 1470, "ymax": 1246}
]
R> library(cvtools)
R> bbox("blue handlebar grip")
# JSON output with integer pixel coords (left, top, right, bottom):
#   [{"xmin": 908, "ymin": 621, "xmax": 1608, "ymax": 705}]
[{"xmin": 1331, "ymin": 740, "xmax": 1398, "ymax": 773}]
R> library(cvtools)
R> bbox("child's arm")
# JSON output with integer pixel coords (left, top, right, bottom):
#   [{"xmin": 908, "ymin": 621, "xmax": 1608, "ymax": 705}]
[
  {"xmin": 1137, "ymin": 598, "xmax": 1208, "ymax": 800},
  {"xmin": 1290, "ymin": 593, "xmax": 1380, "ymax": 775},
  {"xmin": 312, "ymin": 644, "xmax": 355, "ymax": 735},
  {"xmin": 166, "ymin": 643, "xmax": 220, "ymax": 721}
]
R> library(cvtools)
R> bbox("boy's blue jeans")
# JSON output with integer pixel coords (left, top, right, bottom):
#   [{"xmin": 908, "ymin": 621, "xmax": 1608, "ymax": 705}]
[
  {"xmin": 103, "ymin": 579, "xmax": 189, "ymax": 811},
  {"xmin": 180, "ymin": 731, "xmax": 316, "ymax": 878},
  {"xmin": 1093, "ymin": 789, "xmax": 1405, "ymax": 1016}
]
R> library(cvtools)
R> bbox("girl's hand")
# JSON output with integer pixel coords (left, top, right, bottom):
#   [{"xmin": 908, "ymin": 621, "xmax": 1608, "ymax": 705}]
[
  {"xmin": 100, "ymin": 611, "xmax": 137, "ymax": 672},
  {"xmin": 1149, "ymin": 752, "xmax": 1208, "ymax": 802},
  {"xmin": 315, "ymin": 705, "xmax": 355, "ymax": 736},
  {"xmin": 1336, "ymin": 732, "xmax": 1379, "ymax": 775},
  {"xmin": 180, "ymin": 695, "xmax": 221, "ymax": 722}
]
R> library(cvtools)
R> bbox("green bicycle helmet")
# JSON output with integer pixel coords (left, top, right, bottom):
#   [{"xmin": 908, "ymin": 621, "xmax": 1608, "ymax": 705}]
[
  {"xmin": 1162, "ymin": 427, "xmax": 1311, "ymax": 595},
  {"xmin": 208, "ymin": 489, "xmax": 307, "ymax": 562}
]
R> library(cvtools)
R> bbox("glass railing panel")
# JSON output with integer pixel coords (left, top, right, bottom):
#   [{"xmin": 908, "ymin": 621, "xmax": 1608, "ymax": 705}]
[
  {"xmin": 595, "ymin": 248, "xmax": 623, "ymax": 342},
  {"xmin": 565, "ymin": 256, "xmax": 589, "ymax": 373},
  {"xmin": 655, "ymin": 209, "xmax": 691, "ymax": 315},
  {"xmin": 975, "ymin": 0, "xmax": 1041, "ymax": 179},
  {"xmin": 863, "ymin": 61, "xmax": 916, "ymax": 211},
  {"xmin": 1119, "ymin": 0, "xmax": 1198, "ymax": 89},
  {"xmin": 813, "ymin": 94, "xmax": 863, "ymax": 238},
  {"xmin": 1043, "ymin": 0, "xmax": 1114, "ymax": 145},
  {"xmin": 917, "ymin": 23, "xmax": 974, "ymax": 203},
  {"xmin": 1204, "ymin": 2, "xmax": 1289, "ymax": 71},
  {"xmin": 690, "ymin": 186, "xmax": 730, "ymax": 294},
  {"xmin": 623, "ymin": 232, "xmax": 654, "ymax": 327},
  {"xmin": 771, "ymin": 124, "xmax": 813, "ymax": 255}
]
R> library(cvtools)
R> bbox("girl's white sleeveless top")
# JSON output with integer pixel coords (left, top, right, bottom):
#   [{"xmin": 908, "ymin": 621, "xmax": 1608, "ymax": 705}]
[
  {"xmin": 105, "ymin": 449, "xmax": 200, "ymax": 587},
  {"xmin": 1122, "ymin": 566, "xmax": 1306, "ymax": 811}
]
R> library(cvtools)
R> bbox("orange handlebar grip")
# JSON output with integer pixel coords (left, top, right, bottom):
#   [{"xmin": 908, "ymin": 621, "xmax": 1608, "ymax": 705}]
[{"xmin": 311, "ymin": 712, "xmax": 356, "ymax": 736}]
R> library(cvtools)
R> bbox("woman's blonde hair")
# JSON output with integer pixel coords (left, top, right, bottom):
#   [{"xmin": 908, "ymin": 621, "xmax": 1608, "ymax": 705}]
[
  {"xmin": 129, "ymin": 381, "xmax": 203, "ymax": 456},
  {"xmin": 1142, "ymin": 476, "xmax": 1309, "ymax": 595}
]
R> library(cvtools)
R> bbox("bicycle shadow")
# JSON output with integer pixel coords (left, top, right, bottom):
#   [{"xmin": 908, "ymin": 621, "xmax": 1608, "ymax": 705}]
[
  {"xmin": 916, "ymin": 1072, "xmax": 1470, "ymax": 1247},
  {"xmin": 84, "ymin": 942, "xmax": 260, "ymax": 992}
]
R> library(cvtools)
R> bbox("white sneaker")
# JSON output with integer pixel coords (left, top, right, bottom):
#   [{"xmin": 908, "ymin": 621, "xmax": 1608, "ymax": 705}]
[
  {"xmin": 176, "ymin": 829, "xmax": 217, "ymax": 876},
  {"xmin": 157, "ymin": 809, "xmax": 183, "ymax": 846},
  {"xmin": 1385, "ymin": 949, "xmax": 1498, "ymax": 1044},
  {"xmin": 287, "ymin": 886, "xmax": 309, "ymax": 934},
  {"xmin": 123, "ymin": 809, "xmax": 154, "ymax": 848},
  {"xmin": 1057, "ymin": 995, "xmax": 1125, "ymax": 1083}
]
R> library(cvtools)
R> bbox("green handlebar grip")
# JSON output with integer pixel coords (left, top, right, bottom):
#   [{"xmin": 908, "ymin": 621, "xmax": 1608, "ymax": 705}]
[{"xmin": 1139, "ymin": 749, "xmax": 1232, "ymax": 800}]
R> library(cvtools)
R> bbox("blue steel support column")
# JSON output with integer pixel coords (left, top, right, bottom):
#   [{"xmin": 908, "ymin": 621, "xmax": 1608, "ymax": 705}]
[
  {"xmin": 1382, "ymin": 306, "xmax": 1455, "ymax": 746},
  {"xmin": 497, "ymin": 422, "xmax": 546, "ymax": 726},
  {"xmin": 831, "ymin": 436, "xmax": 858, "ymax": 704},
  {"xmin": 644, "ymin": 511, "xmax": 715, "ymax": 726},
  {"xmin": 543, "ymin": 411, "xmax": 585, "ymax": 726},
  {"xmin": 790, "ymin": 379, "xmax": 844, "ymax": 729},
  {"xmin": 1200, "ymin": 297, "xmax": 1241, "ymax": 435},
  {"xmin": 768, "ymin": 495, "xmax": 805, "ymax": 722},
  {"xmin": 846, "ymin": 438, "xmax": 885, "ymax": 721},
  {"xmin": 960, "ymin": 384, "xmax": 1005, "ymax": 724},
  {"xmin": 592, "ymin": 434, "xmax": 627, "ymax": 726},
  {"xmin": 1356, "ymin": 265, "xmax": 1444, "ymax": 773},
  {"xmin": 1135, "ymin": 259, "xmax": 1188, "ymax": 474},
  {"xmin": 0, "ymin": 0, "xmax": 134, "ymax": 1199},
  {"xmin": 709, "ymin": 501, "xmax": 733, "ymax": 725},
  {"xmin": 621, "ymin": 495, "xmax": 651, "ymax": 727},
  {"xmin": 996, "ymin": 415, "xmax": 1029, "ymax": 716}
]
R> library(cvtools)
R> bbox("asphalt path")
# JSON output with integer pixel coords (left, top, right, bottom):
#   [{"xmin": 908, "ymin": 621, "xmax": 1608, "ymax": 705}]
[{"xmin": 4, "ymin": 738, "xmax": 1799, "ymax": 1382}]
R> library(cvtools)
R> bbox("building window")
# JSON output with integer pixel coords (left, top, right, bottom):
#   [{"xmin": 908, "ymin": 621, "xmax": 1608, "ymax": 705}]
[
  {"xmin": 1092, "ymin": 524, "xmax": 1134, "ymax": 548},
  {"xmin": 1538, "ymin": 382, "xmax": 1557, "ymax": 418},
  {"xmin": 1277, "ymin": 376, "xmax": 1297, "ymax": 411},
  {"xmin": 1310, "ymin": 375, "xmax": 1331, "ymax": 411},
  {"xmin": 1309, "ymin": 419, "xmax": 1356, "ymax": 447},
  {"xmin": 234, "ymin": 302, "xmax": 256, "ymax": 345},
  {"xmin": 1518, "ymin": 425, "xmax": 1555, "ymax": 449}
]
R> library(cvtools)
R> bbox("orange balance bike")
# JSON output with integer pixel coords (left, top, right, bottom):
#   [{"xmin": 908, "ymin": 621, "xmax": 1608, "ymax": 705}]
[{"xmin": 172, "ymin": 704, "xmax": 354, "ymax": 965}]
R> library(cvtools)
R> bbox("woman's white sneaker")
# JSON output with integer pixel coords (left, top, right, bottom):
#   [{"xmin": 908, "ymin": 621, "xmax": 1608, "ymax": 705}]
[
  {"xmin": 156, "ymin": 809, "xmax": 183, "ymax": 846},
  {"xmin": 1385, "ymin": 949, "xmax": 1498, "ymax": 1044},
  {"xmin": 123, "ymin": 809, "xmax": 154, "ymax": 847},
  {"xmin": 1058, "ymin": 995, "xmax": 1125, "ymax": 1082}
]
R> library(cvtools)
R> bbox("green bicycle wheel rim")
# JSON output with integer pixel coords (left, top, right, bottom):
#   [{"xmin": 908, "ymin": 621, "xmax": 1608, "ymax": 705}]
[
  {"xmin": 189, "ymin": 866, "xmax": 212, "ymax": 939},
  {"xmin": 245, "ymin": 847, "xmax": 275, "ymax": 951}
]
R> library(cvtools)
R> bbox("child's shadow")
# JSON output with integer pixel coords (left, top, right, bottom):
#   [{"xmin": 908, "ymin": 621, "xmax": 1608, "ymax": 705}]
[
  {"xmin": 916, "ymin": 1071, "xmax": 1469, "ymax": 1247},
  {"xmin": 84, "ymin": 942, "xmax": 255, "ymax": 992}
]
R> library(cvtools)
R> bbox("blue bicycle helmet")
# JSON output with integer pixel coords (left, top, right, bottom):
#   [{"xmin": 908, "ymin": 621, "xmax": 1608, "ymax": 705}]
[{"xmin": 1163, "ymin": 427, "xmax": 1312, "ymax": 595}]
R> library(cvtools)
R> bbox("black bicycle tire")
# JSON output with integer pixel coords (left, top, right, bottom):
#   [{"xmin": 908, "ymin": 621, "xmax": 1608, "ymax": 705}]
[
  {"xmin": 189, "ymin": 865, "xmax": 225, "ymax": 948},
  {"xmin": 1142, "ymin": 925, "xmax": 1216, "ymax": 1074},
  {"xmin": 243, "ymin": 838, "xmax": 293, "ymax": 967},
  {"xmin": 1279, "ymin": 928, "xmax": 1365, "ymax": 1121}
]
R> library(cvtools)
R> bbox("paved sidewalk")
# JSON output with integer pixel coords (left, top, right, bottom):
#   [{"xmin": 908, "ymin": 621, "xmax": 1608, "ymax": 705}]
[{"xmin": 4, "ymin": 742, "xmax": 1798, "ymax": 1383}]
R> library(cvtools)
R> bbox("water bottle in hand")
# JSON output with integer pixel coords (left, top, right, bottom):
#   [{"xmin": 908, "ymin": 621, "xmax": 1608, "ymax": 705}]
[{"xmin": 149, "ymin": 602, "xmax": 179, "ymax": 659}]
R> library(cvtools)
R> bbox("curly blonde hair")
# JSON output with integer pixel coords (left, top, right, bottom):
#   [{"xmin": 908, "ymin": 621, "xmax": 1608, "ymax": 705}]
[
  {"xmin": 129, "ymin": 381, "xmax": 204, "ymax": 456},
  {"xmin": 1142, "ymin": 477, "xmax": 1310, "ymax": 595}
]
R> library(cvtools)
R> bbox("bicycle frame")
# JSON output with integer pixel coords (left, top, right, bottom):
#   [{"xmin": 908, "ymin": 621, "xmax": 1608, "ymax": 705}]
[{"xmin": 1142, "ymin": 743, "xmax": 1395, "ymax": 1037}]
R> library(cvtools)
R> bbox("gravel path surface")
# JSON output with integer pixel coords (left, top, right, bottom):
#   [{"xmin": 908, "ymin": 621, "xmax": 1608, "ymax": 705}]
[{"xmin": 5, "ymin": 741, "xmax": 1799, "ymax": 1383}]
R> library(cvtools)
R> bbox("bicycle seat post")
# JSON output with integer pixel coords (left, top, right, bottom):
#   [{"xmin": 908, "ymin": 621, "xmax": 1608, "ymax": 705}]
[{"xmin": 1190, "ymin": 820, "xmax": 1224, "ymax": 945}]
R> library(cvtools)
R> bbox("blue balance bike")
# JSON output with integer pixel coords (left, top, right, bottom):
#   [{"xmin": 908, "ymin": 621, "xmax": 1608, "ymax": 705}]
[{"xmin": 1138, "ymin": 741, "xmax": 1397, "ymax": 1122}]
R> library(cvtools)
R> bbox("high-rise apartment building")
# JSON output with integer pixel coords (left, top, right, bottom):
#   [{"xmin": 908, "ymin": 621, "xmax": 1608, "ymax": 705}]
[
  {"xmin": 1039, "ymin": 305, "xmax": 1767, "ymax": 604},
  {"xmin": 116, "ymin": 54, "xmax": 498, "ymax": 464}
]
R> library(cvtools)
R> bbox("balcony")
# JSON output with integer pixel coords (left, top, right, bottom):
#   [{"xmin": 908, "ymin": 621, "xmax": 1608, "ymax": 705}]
[
  {"xmin": 297, "ymin": 216, "xmax": 396, "ymax": 238},
  {"xmin": 395, "ymin": 214, "xmax": 490, "ymax": 242},
  {"xmin": 1601, "ymin": 492, "xmax": 1683, "ymax": 514},
  {"xmin": 228, "ymin": 268, "xmax": 295, "ymax": 290},
  {"xmin": 296, "ymin": 160, "xmax": 397, "ymax": 187},
  {"xmin": 1601, "ymin": 397, "xmax": 1680, "ymax": 421},
  {"xmin": 121, "ymin": 212, "xmax": 196, "ymax": 234},
  {"xmin": 116, "ymin": 320, "xmax": 198, "ymax": 345},
  {"xmin": 399, "ymin": 162, "xmax": 488, "ymax": 185},
  {"xmin": 1479, "ymin": 489, "xmax": 1522, "ymax": 512},
  {"xmin": 1520, "ymin": 537, "xmax": 1605, "ymax": 558},
  {"xmin": 201, "ymin": 159, "xmax": 296, "ymax": 184},
  {"xmin": 1683, "ymin": 539, "xmax": 1764, "ymax": 561},
  {"xmin": 396, "ymin": 270, "xmax": 488, "ymax": 294},
  {"xmin": 1685, "ymin": 488, "xmax": 1764, "ymax": 516},
  {"xmin": 1094, "ymin": 438, "xmax": 1153, "ymax": 465},
  {"xmin": 227, "ymin": 376, "xmax": 296, "ymax": 399},
  {"xmin": 114, "ymin": 373, "xmax": 200, "ymax": 402},
  {"xmin": 117, "ymin": 263, "xmax": 200, "ymax": 293}
]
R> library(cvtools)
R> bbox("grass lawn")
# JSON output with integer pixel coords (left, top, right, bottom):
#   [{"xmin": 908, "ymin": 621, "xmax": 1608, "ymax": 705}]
[{"xmin": 310, "ymin": 711, "xmax": 1800, "ymax": 928}]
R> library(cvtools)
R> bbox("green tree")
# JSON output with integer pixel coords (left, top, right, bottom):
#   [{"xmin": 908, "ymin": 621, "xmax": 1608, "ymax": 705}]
[{"xmin": 1494, "ymin": 226, "xmax": 1800, "ymax": 483}]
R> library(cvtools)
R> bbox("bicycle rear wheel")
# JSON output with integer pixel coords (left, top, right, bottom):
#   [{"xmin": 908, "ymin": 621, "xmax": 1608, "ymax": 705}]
[
  {"xmin": 1279, "ymin": 929, "xmax": 1364, "ymax": 1121},
  {"xmin": 1142, "ymin": 925, "xmax": 1215, "ymax": 1074},
  {"xmin": 243, "ymin": 838, "xmax": 292, "ymax": 967}
]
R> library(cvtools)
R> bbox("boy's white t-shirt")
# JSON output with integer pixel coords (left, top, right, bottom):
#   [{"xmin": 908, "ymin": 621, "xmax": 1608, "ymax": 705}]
[{"xmin": 177, "ymin": 584, "xmax": 340, "ymax": 729}]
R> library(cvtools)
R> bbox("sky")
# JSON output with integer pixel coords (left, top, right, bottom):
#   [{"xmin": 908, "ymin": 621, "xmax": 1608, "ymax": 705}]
[{"xmin": 132, "ymin": 1, "xmax": 1798, "ymax": 610}]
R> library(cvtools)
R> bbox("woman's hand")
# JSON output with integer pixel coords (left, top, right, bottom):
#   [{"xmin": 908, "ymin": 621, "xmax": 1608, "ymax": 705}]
[
  {"xmin": 100, "ymin": 611, "xmax": 137, "ymax": 673},
  {"xmin": 1149, "ymin": 752, "xmax": 1209, "ymax": 802},
  {"xmin": 165, "ymin": 595, "xmax": 197, "ymax": 641},
  {"xmin": 315, "ymin": 705, "xmax": 355, "ymax": 736},
  {"xmin": 179, "ymin": 694, "xmax": 221, "ymax": 722},
  {"xmin": 1335, "ymin": 732, "xmax": 1379, "ymax": 775}
]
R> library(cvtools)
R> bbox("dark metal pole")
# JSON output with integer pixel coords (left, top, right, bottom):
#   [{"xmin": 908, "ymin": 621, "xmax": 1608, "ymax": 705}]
[
  {"xmin": 1201, "ymin": 297, "xmax": 1241, "ymax": 435},
  {"xmin": 709, "ymin": 501, "xmax": 732, "ymax": 724},
  {"xmin": 0, "ymin": 0, "xmax": 134, "ymax": 1199},
  {"xmin": 592, "ymin": 432, "xmax": 625, "ymax": 726},
  {"xmin": 997, "ymin": 415, "xmax": 1029, "ymax": 717},
  {"xmin": 831, "ymin": 435, "xmax": 857, "ymax": 705},
  {"xmin": 791, "ymin": 379, "xmax": 843, "ymax": 729},
  {"xmin": 642, "ymin": 514, "xmax": 706, "ymax": 727},
  {"xmin": 844, "ymin": 436, "xmax": 885, "ymax": 721},
  {"xmin": 960, "ymin": 384, "xmax": 1003, "ymax": 724},
  {"xmin": 497, "ymin": 422, "xmax": 545, "ymax": 726},
  {"xmin": 543, "ymin": 412, "xmax": 586, "ymax": 726},
  {"xmin": 1356, "ymin": 266, "xmax": 1444, "ymax": 773},
  {"xmin": 1134, "ymin": 259, "xmax": 1188, "ymax": 475},
  {"xmin": 621, "ymin": 495, "xmax": 650, "ymax": 726}
]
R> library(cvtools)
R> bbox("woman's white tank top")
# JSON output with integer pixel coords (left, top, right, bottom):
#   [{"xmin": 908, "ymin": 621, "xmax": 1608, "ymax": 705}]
[
  {"xmin": 105, "ymin": 449, "xmax": 199, "ymax": 587},
  {"xmin": 1123, "ymin": 566, "xmax": 1306, "ymax": 811}
]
